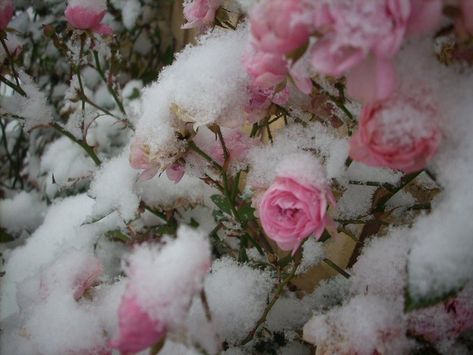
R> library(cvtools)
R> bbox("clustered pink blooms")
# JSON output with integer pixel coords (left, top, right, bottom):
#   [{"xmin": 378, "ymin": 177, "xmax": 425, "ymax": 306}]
[
  {"xmin": 349, "ymin": 94, "xmax": 441, "ymax": 173},
  {"xmin": 311, "ymin": 0, "xmax": 442, "ymax": 103},
  {"xmin": 244, "ymin": 0, "xmax": 314, "ymax": 119},
  {"xmin": 258, "ymin": 154, "xmax": 335, "ymax": 254},
  {"xmin": 182, "ymin": 0, "xmax": 222, "ymax": 29},
  {"xmin": 0, "ymin": 0, "xmax": 14, "ymax": 31},
  {"xmin": 65, "ymin": 0, "xmax": 112, "ymax": 36}
]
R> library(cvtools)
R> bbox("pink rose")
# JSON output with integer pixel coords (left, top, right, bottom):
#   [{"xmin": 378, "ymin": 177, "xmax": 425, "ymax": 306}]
[
  {"xmin": 182, "ymin": 0, "xmax": 221, "ymax": 29},
  {"xmin": 258, "ymin": 155, "xmax": 335, "ymax": 254},
  {"xmin": 110, "ymin": 295, "xmax": 166, "ymax": 354},
  {"xmin": 243, "ymin": 47, "xmax": 288, "ymax": 91},
  {"xmin": 311, "ymin": 0, "xmax": 410, "ymax": 77},
  {"xmin": 250, "ymin": 0, "xmax": 313, "ymax": 55},
  {"xmin": 0, "ymin": 0, "xmax": 13, "ymax": 31},
  {"xmin": 346, "ymin": 56, "xmax": 396, "ymax": 104},
  {"xmin": 349, "ymin": 95, "xmax": 441, "ymax": 173},
  {"xmin": 65, "ymin": 1, "xmax": 112, "ymax": 36}
]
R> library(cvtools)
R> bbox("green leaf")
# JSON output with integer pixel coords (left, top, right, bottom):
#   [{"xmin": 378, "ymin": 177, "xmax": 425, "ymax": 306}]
[
  {"xmin": 212, "ymin": 209, "xmax": 225, "ymax": 222},
  {"xmin": 0, "ymin": 228, "xmax": 14, "ymax": 243},
  {"xmin": 210, "ymin": 194, "xmax": 232, "ymax": 215},
  {"xmin": 156, "ymin": 224, "xmax": 177, "ymax": 236},
  {"xmin": 237, "ymin": 203, "xmax": 255, "ymax": 226},
  {"xmin": 189, "ymin": 218, "xmax": 200, "ymax": 228},
  {"xmin": 238, "ymin": 235, "xmax": 249, "ymax": 262},
  {"xmin": 105, "ymin": 230, "xmax": 129, "ymax": 243},
  {"xmin": 404, "ymin": 285, "xmax": 461, "ymax": 312}
]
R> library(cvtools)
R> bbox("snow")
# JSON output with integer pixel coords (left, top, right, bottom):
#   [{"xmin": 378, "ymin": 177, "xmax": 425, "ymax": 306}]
[
  {"xmin": 122, "ymin": 0, "xmax": 141, "ymax": 30},
  {"xmin": 135, "ymin": 26, "xmax": 250, "ymax": 157},
  {"xmin": 204, "ymin": 257, "xmax": 274, "ymax": 342},
  {"xmin": 0, "ymin": 191, "xmax": 46, "ymax": 235},
  {"xmin": 0, "ymin": 73, "xmax": 54, "ymax": 131},
  {"xmin": 125, "ymin": 225, "xmax": 211, "ymax": 328},
  {"xmin": 247, "ymin": 122, "xmax": 349, "ymax": 189},
  {"xmin": 89, "ymin": 151, "xmax": 140, "ymax": 222}
]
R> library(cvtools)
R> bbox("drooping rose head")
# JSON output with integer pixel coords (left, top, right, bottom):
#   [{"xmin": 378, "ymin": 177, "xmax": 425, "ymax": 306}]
[
  {"xmin": 0, "ymin": 0, "xmax": 13, "ymax": 31},
  {"xmin": 250, "ymin": 0, "xmax": 313, "ymax": 55},
  {"xmin": 310, "ymin": 0, "xmax": 410, "ymax": 77},
  {"xmin": 65, "ymin": 0, "xmax": 112, "ymax": 35},
  {"xmin": 349, "ymin": 94, "xmax": 441, "ymax": 173},
  {"xmin": 182, "ymin": 0, "xmax": 221, "ymax": 29},
  {"xmin": 110, "ymin": 295, "xmax": 166, "ymax": 354},
  {"xmin": 258, "ymin": 154, "xmax": 335, "ymax": 254}
]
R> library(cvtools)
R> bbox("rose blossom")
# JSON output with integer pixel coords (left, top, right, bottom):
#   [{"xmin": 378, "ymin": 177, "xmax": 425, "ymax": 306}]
[
  {"xmin": 110, "ymin": 295, "xmax": 166, "ymax": 354},
  {"xmin": 182, "ymin": 0, "xmax": 221, "ymax": 29},
  {"xmin": 243, "ymin": 47, "xmax": 288, "ymax": 91},
  {"xmin": 250, "ymin": 0, "xmax": 313, "ymax": 55},
  {"xmin": 310, "ymin": 0, "xmax": 442, "ymax": 103},
  {"xmin": 110, "ymin": 228, "xmax": 210, "ymax": 354},
  {"xmin": 349, "ymin": 94, "xmax": 441, "ymax": 173},
  {"xmin": 258, "ymin": 154, "xmax": 335, "ymax": 254},
  {"xmin": 65, "ymin": 0, "xmax": 112, "ymax": 36},
  {"xmin": 0, "ymin": 0, "xmax": 13, "ymax": 31}
]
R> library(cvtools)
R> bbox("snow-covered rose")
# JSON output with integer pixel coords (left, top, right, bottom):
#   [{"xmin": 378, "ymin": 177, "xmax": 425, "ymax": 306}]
[
  {"xmin": 110, "ymin": 228, "xmax": 211, "ymax": 353},
  {"xmin": 349, "ymin": 94, "xmax": 441, "ymax": 173},
  {"xmin": 258, "ymin": 154, "xmax": 335, "ymax": 254},
  {"xmin": 0, "ymin": 0, "xmax": 13, "ymax": 31},
  {"xmin": 110, "ymin": 295, "xmax": 166, "ymax": 353},
  {"xmin": 65, "ymin": 0, "xmax": 112, "ymax": 36},
  {"xmin": 250, "ymin": 0, "xmax": 313, "ymax": 55},
  {"xmin": 182, "ymin": 0, "xmax": 221, "ymax": 29}
]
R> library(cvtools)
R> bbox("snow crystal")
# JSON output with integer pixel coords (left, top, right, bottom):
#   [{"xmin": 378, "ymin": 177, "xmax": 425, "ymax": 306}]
[
  {"xmin": 68, "ymin": 0, "xmax": 106, "ymax": 12},
  {"xmin": 247, "ymin": 122, "xmax": 348, "ymax": 189},
  {"xmin": 204, "ymin": 257, "xmax": 274, "ymax": 342},
  {"xmin": 1, "ymin": 194, "xmax": 122, "ymax": 320},
  {"xmin": 40, "ymin": 137, "xmax": 96, "ymax": 197},
  {"xmin": 126, "ymin": 226, "xmax": 211, "ymax": 328},
  {"xmin": 0, "ymin": 73, "xmax": 54, "ymax": 131},
  {"xmin": 346, "ymin": 161, "xmax": 402, "ymax": 185},
  {"xmin": 0, "ymin": 191, "xmax": 46, "ymax": 235},
  {"xmin": 139, "ymin": 172, "xmax": 217, "ymax": 209},
  {"xmin": 350, "ymin": 230, "xmax": 410, "ymax": 300},
  {"xmin": 89, "ymin": 151, "xmax": 139, "ymax": 222},
  {"xmin": 135, "ymin": 26, "xmax": 250, "ymax": 155},
  {"xmin": 298, "ymin": 238, "xmax": 325, "ymax": 274},
  {"xmin": 122, "ymin": 0, "xmax": 141, "ymax": 30},
  {"xmin": 303, "ymin": 295, "xmax": 411, "ymax": 355},
  {"xmin": 394, "ymin": 39, "xmax": 473, "ymax": 300},
  {"xmin": 335, "ymin": 184, "xmax": 375, "ymax": 219}
]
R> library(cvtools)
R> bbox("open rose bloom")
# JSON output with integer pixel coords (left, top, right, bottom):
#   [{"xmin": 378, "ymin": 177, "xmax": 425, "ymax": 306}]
[
  {"xmin": 349, "ymin": 94, "xmax": 441, "ymax": 173},
  {"xmin": 258, "ymin": 154, "xmax": 335, "ymax": 254},
  {"xmin": 65, "ymin": 0, "xmax": 112, "ymax": 35}
]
